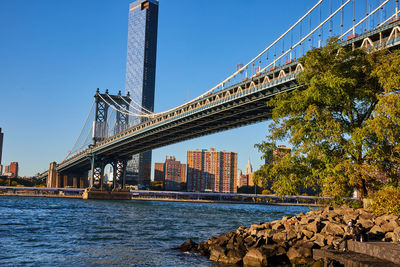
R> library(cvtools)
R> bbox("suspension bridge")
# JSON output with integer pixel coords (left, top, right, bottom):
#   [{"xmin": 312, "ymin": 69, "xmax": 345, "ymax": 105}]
[{"xmin": 41, "ymin": 0, "xmax": 400, "ymax": 197}]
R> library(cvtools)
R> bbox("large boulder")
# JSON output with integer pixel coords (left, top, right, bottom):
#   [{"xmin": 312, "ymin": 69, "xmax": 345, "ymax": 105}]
[
  {"xmin": 286, "ymin": 241, "xmax": 315, "ymax": 265},
  {"xmin": 381, "ymin": 220, "xmax": 399, "ymax": 233},
  {"xmin": 243, "ymin": 248, "xmax": 268, "ymax": 267},
  {"xmin": 272, "ymin": 231, "xmax": 287, "ymax": 243},
  {"xmin": 176, "ymin": 239, "xmax": 198, "ymax": 252},
  {"xmin": 357, "ymin": 218, "xmax": 374, "ymax": 230},
  {"xmin": 322, "ymin": 222, "xmax": 345, "ymax": 236},
  {"xmin": 222, "ymin": 249, "xmax": 245, "ymax": 265},
  {"xmin": 312, "ymin": 233, "xmax": 326, "ymax": 247},
  {"xmin": 209, "ymin": 245, "xmax": 226, "ymax": 262},
  {"xmin": 272, "ymin": 222, "xmax": 285, "ymax": 231},
  {"xmin": 306, "ymin": 220, "xmax": 322, "ymax": 233},
  {"xmin": 302, "ymin": 229, "xmax": 314, "ymax": 239}
]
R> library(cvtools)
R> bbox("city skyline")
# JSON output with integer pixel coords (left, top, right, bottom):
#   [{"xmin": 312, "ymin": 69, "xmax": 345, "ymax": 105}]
[{"xmin": 0, "ymin": 0, "xmax": 311, "ymax": 177}]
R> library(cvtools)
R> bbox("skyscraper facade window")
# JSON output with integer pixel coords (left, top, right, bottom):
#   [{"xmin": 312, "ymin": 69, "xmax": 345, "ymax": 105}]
[{"xmin": 125, "ymin": 0, "xmax": 159, "ymax": 186}]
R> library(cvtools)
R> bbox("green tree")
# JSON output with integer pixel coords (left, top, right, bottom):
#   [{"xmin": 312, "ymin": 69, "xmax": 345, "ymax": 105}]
[
  {"xmin": 365, "ymin": 49, "xmax": 400, "ymax": 186},
  {"xmin": 256, "ymin": 39, "xmax": 398, "ymax": 199}
]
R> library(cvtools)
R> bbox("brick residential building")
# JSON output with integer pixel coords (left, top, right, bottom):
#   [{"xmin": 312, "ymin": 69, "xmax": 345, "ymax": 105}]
[
  {"xmin": 4, "ymin": 162, "xmax": 18, "ymax": 178},
  {"xmin": 187, "ymin": 148, "xmax": 237, "ymax": 193},
  {"xmin": 153, "ymin": 156, "xmax": 186, "ymax": 191},
  {"xmin": 154, "ymin": 162, "xmax": 164, "ymax": 182}
]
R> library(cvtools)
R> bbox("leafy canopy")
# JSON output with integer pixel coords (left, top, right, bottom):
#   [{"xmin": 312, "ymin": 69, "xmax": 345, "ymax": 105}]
[{"xmin": 256, "ymin": 39, "xmax": 400, "ymax": 198}]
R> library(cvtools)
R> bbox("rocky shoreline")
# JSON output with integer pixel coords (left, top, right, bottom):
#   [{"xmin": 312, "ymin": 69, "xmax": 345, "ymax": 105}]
[{"xmin": 178, "ymin": 206, "xmax": 400, "ymax": 266}]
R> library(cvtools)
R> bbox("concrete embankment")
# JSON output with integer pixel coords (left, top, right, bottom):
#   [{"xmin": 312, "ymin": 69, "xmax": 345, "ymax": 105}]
[
  {"xmin": 131, "ymin": 197, "xmax": 322, "ymax": 206},
  {"xmin": 178, "ymin": 206, "xmax": 400, "ymax": 266},
  {"xmin": 0, "ymin": 193, "xmax": 82, "ymax": 199}
]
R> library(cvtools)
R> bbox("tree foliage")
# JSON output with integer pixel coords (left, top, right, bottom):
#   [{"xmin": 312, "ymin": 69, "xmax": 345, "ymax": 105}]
[{"xmin": 256, "ymin": 39, "xmax": 400, "ymax": 199}]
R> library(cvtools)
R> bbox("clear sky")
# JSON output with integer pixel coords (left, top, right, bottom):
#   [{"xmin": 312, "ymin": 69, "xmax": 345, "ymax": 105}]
[{"xmin": 0, "ymin": 0, "xmax": 317, "ymax": 177}]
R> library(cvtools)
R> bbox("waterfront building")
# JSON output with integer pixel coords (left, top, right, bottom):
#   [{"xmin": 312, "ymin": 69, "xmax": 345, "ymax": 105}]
[
  {"xmin": 4, "ymin": 162, "xmax": 18, "ymax": 178},
  {"xmin": 187, "ymin": 148, "xmax": 238, "ymax": 193},
  {"xmin": 9, "ymin": 162, "xmax": 18, "ymax": 178},
  {"xmin": 125, "ymin": 0, "xmax": 159, "ymax": 187},
  {"xmin": 0, "ymin": 128, "xmax": 3, "ymax": 165},
  {"xmin": 154, "ymin": 162, "xmax": 164, "ymax": 182},
  {"xmin": 153, "ymin": 156, "xmax": 186, "ymax": 191}
]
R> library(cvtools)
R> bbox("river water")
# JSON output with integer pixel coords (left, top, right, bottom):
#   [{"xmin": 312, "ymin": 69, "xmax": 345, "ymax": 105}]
[{"xmin": 0, "ymin": 196, "xmax": 310, "ymax": 266}]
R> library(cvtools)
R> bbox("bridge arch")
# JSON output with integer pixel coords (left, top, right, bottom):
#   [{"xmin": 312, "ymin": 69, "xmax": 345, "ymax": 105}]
[
  {"xmin": 262, "ymin": 76, "xmax": 271, "ymax": 85},
  {"xmin": 360, "ymin": 37, "xmax": 374, "ymax": 50},
  {"xmin": 295, "ymin": 63, "xmax": 304, "ymax": 73},
  {"xmin": 278, "ymin": 70, "xmax": 286, "ymax": 79},
  {"xmin": 388, "ymin": 26, "xmax": 400, "ymax": 41},
  {"xmin": 248, "ymin": 81, "xmax": 256, "ymax": 90}
]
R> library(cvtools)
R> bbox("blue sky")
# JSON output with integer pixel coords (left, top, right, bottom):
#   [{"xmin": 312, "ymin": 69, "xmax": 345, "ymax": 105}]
[{"xmin": 0, "ymin": 0, "xmax": 317, "ymax": 177}]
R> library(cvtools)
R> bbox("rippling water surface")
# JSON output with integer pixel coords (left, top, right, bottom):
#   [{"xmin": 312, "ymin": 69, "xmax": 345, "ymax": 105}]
[{"xmin": 0, "ymin": 197, "xmax": 310, "ymax": 266}]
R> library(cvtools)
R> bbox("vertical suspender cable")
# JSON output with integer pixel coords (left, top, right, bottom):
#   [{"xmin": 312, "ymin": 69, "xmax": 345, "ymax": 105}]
[
  {"xmin": 291, "ymin": 29, "xmax": 293, "ymax": 59},
  {"xmin": 319, "ymin": 3, "xmax": 322, "ymax": 47},
  {"xmin": 353, "ymin": 0, "xmax": 356, "ymax": 34},
  {"xmin": 341, "ymin": 0, "xmax": 344, "ymax": 36},
  {"xmin": 329, "ymin": 0, "xmax": 333, "ymax": 37},
  {"xmin": 365, "ymin": 0, "xmax": 368, "ymax": 31},
  {"xmin": 64, "ymin": 100, "xmax": 95, "ymax": 160},
  {"xmin": 309, "ymin": 14, "xmax": 312, "ymax": 49},
  {"xmin": 396, "ymin": 0, "xmax": 399, "ymax": 19},
  {"xmin": 300, "ymin": 20, "xmax": 303, "ymax": 55}
]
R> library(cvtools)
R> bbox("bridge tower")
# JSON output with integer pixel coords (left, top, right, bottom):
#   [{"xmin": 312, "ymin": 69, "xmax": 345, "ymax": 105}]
[{"xmin": 90, "ymin": 89, "xmax": 132, "ymax": 190}]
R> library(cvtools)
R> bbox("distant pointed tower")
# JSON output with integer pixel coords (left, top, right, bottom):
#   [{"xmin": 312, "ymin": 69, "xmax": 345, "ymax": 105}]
[{"xmin": 245, "ymin": 158, "xmax": 253, "ymax": 175}]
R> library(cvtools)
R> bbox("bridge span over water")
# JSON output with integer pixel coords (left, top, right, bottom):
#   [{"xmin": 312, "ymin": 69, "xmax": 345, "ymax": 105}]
[{"xmin": 42, "ymin": 1, "xmax": 400, "ymax": 193}]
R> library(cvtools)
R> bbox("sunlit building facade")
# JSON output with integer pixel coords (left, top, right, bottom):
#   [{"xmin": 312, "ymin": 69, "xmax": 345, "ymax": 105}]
[
  {"xmin": 153, "ymin": 156, "xmax": 187, "ymax": 191},
  {"xmin": 125, "ymin": 0, "xmax": 159, "ymax": 186},
  {"xmin": 187, "ymin": 148, "xmax": 238, "ymax": 193}
]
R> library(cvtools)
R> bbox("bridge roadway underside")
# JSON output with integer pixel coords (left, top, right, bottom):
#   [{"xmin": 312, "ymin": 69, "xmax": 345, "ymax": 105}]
[
  {"xmin": 59, "ymin": 80, "xmax": 299, "ymax": 173},
  {"xmin": 57, "ymin": 20, "xmax": 400, "ymax": 174}
]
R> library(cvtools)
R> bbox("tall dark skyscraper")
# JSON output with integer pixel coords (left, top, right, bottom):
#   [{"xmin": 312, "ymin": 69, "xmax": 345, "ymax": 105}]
[
  {"xmin": 125, "ymin": 0, "xmax": 159, "ymax": 186},
  {"xmin": 0, "ymin": 128, "xmax": 3, "ymax": 165}
]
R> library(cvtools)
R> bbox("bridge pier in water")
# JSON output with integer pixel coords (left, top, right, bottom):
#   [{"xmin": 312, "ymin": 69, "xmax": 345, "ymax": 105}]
[{"xmin": 47, "ymin": 160, "xmax": 130, "ymax": 199}]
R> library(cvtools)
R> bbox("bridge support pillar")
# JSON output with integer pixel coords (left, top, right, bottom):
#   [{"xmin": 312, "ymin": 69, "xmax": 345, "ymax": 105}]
[
  {"xmin": 55, "ymin": 172, "xmax": 61, "ymax": 188},
  {"xmin": 47, "ymin": 162, "xmax": 58, "ymax": 188},
  {"xmin": 111, "ymin": 158, "xmax": 128, "ymax": 190},
  {"xmin": 73, "ymin": 176, "xmax": 78, "ymax": 188},
  {"xmin": 80, "ymin": 177, "xmax": 85, "ymax": 188},
  {"xmin": 63, "ymin": 174, "xmax": 68, "ymax": 188}
]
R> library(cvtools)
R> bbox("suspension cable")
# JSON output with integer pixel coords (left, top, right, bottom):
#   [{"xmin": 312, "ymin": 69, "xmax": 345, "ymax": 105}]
[
  {"xmin": 260, "ymin": 0, "xmax": 352, "ymax": 73},
  {"xmin": 106, "ymin": 94, "xmax": 153, "ymax": 118},
  {"xmin": 340, "ymin": 0, "xmax": 390, "ymax": 39},
  {"xmin": 155, "ymin": 0, "xmax": 325, "ymax": 116},
  {"xmin": 127, "ymin": 95, "xmax": 154, "ymax": 114},
  {"xmin": 119, "ymin": 95, "xmax": 154, "ymax": 115},
  {"xmin": 63, "ymin": 100, "xmax": 95, "ymax": 160},
  {"xmin": 98, "ymin": 93, "xmax": 154, "ymax": 118}
]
